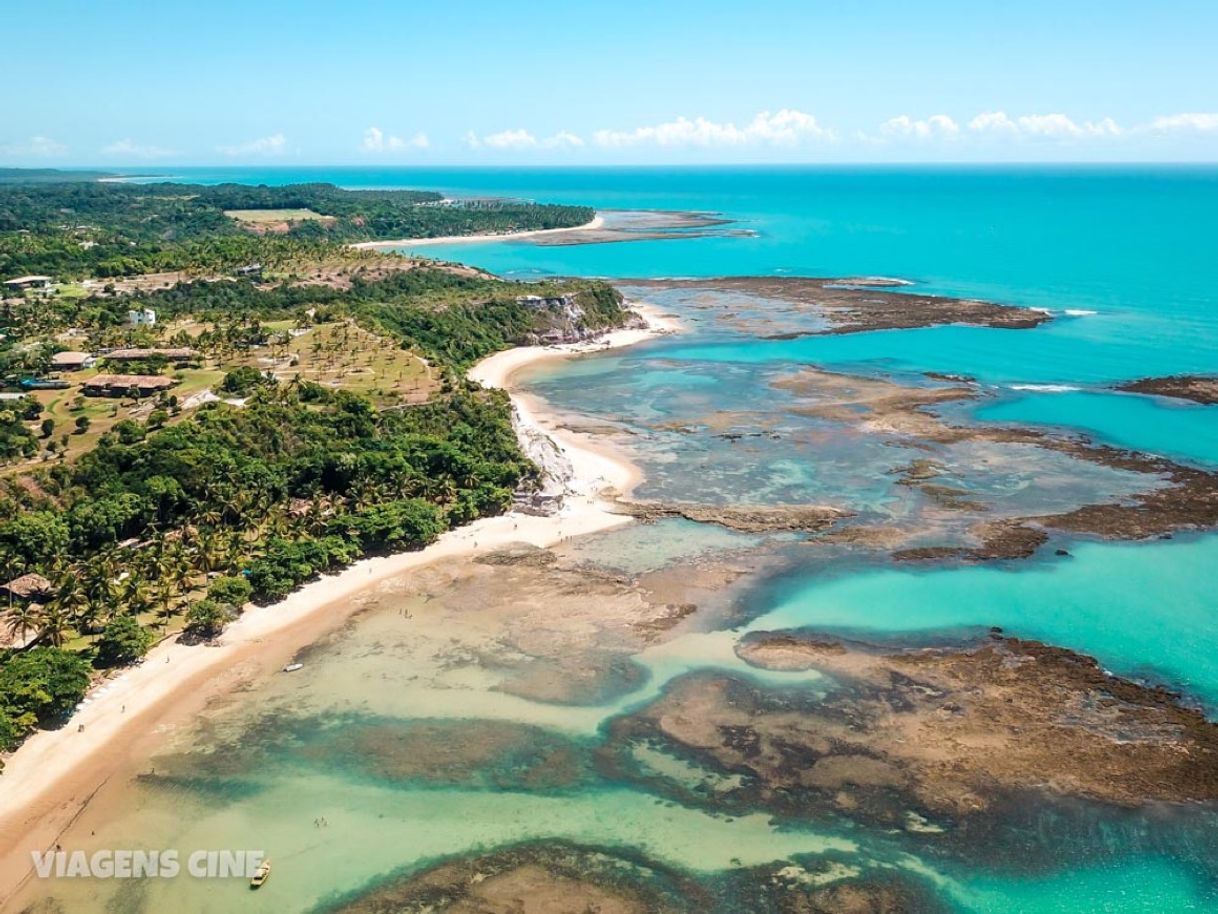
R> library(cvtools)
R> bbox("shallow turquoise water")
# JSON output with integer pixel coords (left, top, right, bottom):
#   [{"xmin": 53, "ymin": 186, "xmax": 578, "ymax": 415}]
[
  {"xmin": 89, "ymin": 166, "xmax": 1218, "ymax": 913},
  {"xmin": 955, "ymin": 858, "xmax": 1214, "ymax": 913},
  {"xmin": 976, "ymin": 390, "xmax": 1218, "ymax": 467},
  {"xmin": 752, "ymin": 535, "xmax": 1218, "ymax": 708}
]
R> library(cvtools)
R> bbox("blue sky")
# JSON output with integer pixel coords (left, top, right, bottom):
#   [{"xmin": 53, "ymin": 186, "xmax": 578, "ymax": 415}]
[{"xmin": 3, "ymin": 0, "xmax": 1217, "ymax": 165}]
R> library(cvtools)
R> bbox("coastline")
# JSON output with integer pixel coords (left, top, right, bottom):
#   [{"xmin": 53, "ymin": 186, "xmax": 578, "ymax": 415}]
[
  {"xmin": 0, "ymin": 301, "xmax": 677, "ymax": 894},
  {"xmin": 350, "ymin": 214, "xmax": 605, "ymax": 250}
]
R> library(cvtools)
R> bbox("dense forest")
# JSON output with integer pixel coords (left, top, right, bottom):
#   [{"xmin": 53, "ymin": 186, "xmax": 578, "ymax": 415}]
[
  {"xmin": 0, "ymin": 179, "xmax": 594, "ymax": 278},
  {"xmin": 0, "ymin": 172, "xmax": 624, "ymax": 752}
]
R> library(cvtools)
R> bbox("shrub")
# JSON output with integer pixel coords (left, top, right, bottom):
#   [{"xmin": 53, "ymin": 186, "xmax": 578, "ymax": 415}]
[
  {"xmin": 207, "ymin": 575, "xmax": 252, "ymax": 608},
  {"xmin": 95, "ymin": 615, "xmax": 154, "ymax": 667},
  {"xmin": 183, "ymin": 599, "xmax": 234, "ymax": 637}
]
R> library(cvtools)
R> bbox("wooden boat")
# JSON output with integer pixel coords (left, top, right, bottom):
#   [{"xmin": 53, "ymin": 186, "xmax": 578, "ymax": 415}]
[
  {"xmin": 282, "ymin": 663, "xmax": 304, "ymax": 673},
  {"xmin": 250, "ymin": 859, "xmax": 271, "ymax": 888}
]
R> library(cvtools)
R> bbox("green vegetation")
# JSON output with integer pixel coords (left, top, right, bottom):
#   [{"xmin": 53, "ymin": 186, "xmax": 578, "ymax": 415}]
[
  {"xmin": 223, "ymin": 208, "xmax": 332, "ymax": 224},
  {"xmin": 0, "ymin": 168, "xmax": 115, "ymax": 185},
  {"xmin": 0, "ymin": 648, "xmax": 92, "ymax": 750},
  {"xmin": 94, "ymin": 615, "xmax": 154, "ymax": 667},
  {"xmin": 0, "ymin": 171, "xmax": 628, "ymax": 755},
  {"xmin": 0, "ymin": 179, "xmax": 593, "ymax": 279}
]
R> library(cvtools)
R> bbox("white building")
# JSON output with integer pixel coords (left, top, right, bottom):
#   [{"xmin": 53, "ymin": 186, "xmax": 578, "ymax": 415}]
[
  {"xmin": 127, "ymin": 308, "xmax": 157, "ymax": 328},
  {"xmin": 3, "ymin": 275, "xmax": 52, "ymax": 292}
]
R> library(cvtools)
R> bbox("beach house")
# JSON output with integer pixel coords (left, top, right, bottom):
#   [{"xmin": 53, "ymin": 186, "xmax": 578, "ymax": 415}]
[
  {"xmin": 3, "ymin": 276, "xmax": 52, "ymax": 293},
  {"xmin": 50, "ymin": 351, "xmax": 97, "ymax": 371},
  {"xmin": 82, "ymin": 374, "xmax": 176, "ymax": 397}
]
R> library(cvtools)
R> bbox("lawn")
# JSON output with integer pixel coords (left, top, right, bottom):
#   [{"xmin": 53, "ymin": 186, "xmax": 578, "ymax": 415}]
[{"xmin": 223, "ymin": 208, "xmax": 333, "ymax": 224}]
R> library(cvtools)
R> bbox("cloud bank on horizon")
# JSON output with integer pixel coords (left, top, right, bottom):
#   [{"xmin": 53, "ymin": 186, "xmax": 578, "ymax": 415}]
[{"xmin": 5, "ymin": 109, "xmax": 1218, "ymax": 165}]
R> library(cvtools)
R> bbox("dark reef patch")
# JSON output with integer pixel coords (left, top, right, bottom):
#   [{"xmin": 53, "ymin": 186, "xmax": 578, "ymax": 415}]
[
  {"xmin": 623, "ymin": 277, "xmax": 1051, "ymax": 335},
  {"xmin": 1116, "ymin": 375, "xmax": 1218, "ymax": 405},
  {"xmin": 308, "ymin": 840, "xmax": 952, "ymax": 914},
  {"xmin": 598, "ymin": 634, "xmax": 1218, "ymax": 873}
]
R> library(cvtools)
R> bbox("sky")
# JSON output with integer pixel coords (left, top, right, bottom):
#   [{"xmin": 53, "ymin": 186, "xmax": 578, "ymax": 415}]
[{"xmin": 3, "ymin": 0, "xmax": 1217, "ymax": 166}]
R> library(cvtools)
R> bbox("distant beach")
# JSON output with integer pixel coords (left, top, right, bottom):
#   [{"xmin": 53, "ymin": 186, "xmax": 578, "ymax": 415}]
[{"xmin": 351, "ymin": 214, "xmax": 606, "ymax": 250}]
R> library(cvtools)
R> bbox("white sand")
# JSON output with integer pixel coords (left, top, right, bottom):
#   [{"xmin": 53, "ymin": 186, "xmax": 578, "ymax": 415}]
[
  {"xmin": 350, "ymin": 214, "xmax": 605, "ymax": 250},
  {"xmin": 0, "ymin": 302, "xmax": 677, "ymax": 832}
]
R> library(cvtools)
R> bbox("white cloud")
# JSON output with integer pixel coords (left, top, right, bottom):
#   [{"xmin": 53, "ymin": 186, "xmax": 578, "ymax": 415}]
[
  {"xmin": 464, "ymin": 129, "xmax": 584, "ymax": 151},
  {"xmin": 1145, "ymin": 112, "xmax": 1218, "ymax": 134},
  {"xmin": 1, "ymin": 135, "xmax": 68, "ymax": 158},
  {"xmin": 101, "ymin": 138, "xmax": 174, "ymax": 159},
  {"xmin": 968, "ymin": 111, "xmax": 1121, "ymax": 139},
  {"xmin": 880, "ymin": 114, "xmax": 960, "ymax": 139},
  {"xmin": 542, "ymin": 131, "xmax": 585, "ymax": 149},
  {"xmin": 361, "ymin": 127, "xmax": 429, "ymax": 153},
  {"xmin": 593, "ymin": 109, "xmax": 832, "ymax": 148},
  {"xmin": 217, "ymin": 133, "xmax": 287, "ymax": 157},
  {"xmin": 482, "ymin": 129, "xmax": 539, "ymax": 149}
]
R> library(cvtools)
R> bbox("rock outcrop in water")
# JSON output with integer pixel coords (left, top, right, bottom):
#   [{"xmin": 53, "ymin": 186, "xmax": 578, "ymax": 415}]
[
  {"xmin": 1115, "ymin": 375, "xmax": 1218, "ymax": 405},
  {"xmin": 604, "ymin": 632, "xmax": 1218, "ymax": 842},
  {"xmin": 625, "ymin": 277, "xmax": 1051, "ymax": 335},
  {"xmin": 314, "ymin": 841, "xmax": 951, "ymax": 914},
  {"xmin": 768, "ymin": 366, "xmax": 1218, "ymax": 557},
  {"xmin": 615, "ymin": 501, "xmax": 849, "ymax": 533}
]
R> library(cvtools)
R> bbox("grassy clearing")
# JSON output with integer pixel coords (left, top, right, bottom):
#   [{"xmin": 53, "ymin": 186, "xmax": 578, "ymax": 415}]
[
  {"xmin": 233, "ymin": 319, "xmax": 436, "ymax": 405},
  {"xmin": 224, "ymin": 208, "xmax": 333, "ymax": 224}
]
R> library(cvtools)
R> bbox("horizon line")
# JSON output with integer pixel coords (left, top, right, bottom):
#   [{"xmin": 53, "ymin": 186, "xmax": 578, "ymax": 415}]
[{"xmin": 15, "ymin": 160, "xmax": 1218, "ymax": 173}]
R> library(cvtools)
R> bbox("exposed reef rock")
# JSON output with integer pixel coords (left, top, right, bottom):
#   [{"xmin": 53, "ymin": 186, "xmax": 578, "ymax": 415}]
[
  {"xmin": 615, "ymin": 501, "xmax": 849, "ymax": 533},
  {"xmin": 608, "ymin": 633, "xmax": 1218, "ymax": 837},
  {"xmin": 624, "ymin": 277, "xmax": 1051, "ymax": 335},
  {"xmin": 530, "ymin": 209, "xmax": 746, "ymax": 247},
  {"xmin": 1116, "ymin": 375, "xmax": 1218, "ymax": 405},
  {"xmin": 774, "ymin": 367, "xmax": 1218, "ymax": 553},
  {"xmin": 313, "ymin": 840, "xmax": 949, "ymax": 914},
  {"xmin": 315, "ymin": 842, "xmax": 705, "ymax": 914}
]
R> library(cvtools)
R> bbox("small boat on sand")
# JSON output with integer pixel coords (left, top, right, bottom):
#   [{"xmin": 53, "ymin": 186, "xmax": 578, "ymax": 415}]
[
  {"xmin": 282, "ymin": 663, "xmax": 304, "ymax": 673},
  {"xmin": 250, "ymin": 859, "xmax": 271, "ymax": 888}
]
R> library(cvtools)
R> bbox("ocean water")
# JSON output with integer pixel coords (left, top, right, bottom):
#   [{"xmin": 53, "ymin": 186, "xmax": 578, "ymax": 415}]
[{"xmin": 55, "ymin": 165, "xmax": 1218, "ymax": 913}]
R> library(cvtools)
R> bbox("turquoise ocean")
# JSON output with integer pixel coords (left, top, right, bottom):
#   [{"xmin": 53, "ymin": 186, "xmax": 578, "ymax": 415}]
[{"xmin": 89, "ymin": 165, "xmax": 1218, "ymax": 913}]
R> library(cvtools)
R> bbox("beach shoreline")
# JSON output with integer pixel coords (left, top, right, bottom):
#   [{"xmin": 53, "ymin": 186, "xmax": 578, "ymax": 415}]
[
  {"xmin": 0, "ymin": 300, "xmax": 677, "ymax": 898},
  {"xmin": 350, "ymin": 214, "xmax": 606, "ymax": 250}
]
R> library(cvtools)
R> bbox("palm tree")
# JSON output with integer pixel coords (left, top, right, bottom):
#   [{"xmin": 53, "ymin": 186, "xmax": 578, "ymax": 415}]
[
  {"xmin": 120, "ymin": 570, "xmax": 154, "ymax": 617},
  {"xmin": 81, "ymin": 551, "xmax": 120, "ymax": 625},
  {"xmin": 4, "ymin": 602, "xmax": 40, "ymax": 647},
  {"xmin": 49, "ymin": 567, "xmax": 91, "ymax": 633},
  {"xmin": 34, "ymin": 602, "xmax": 73, "ymax": 648}
]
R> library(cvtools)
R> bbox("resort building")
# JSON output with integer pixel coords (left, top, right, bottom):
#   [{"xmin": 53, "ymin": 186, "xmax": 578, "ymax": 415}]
[
  {"xmin": 82, "ymin": 374, "xmax": 176, "ymax": 397},
  {"xmin": 3, "ymin": 275, "xmax": 52, "ymax": 292},
  {"xmin": 50, "ymin": 351, "xmax": 97, "ymax": 371}
]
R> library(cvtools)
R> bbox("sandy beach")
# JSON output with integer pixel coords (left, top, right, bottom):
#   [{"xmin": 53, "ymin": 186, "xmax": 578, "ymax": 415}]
[
  {"xmin": 350, "ymin": 214, "xmax": 605, "ymax": 250},
  {"xmin": 0, "ymin": 301, "xmax": 677, "ymax": 894}
]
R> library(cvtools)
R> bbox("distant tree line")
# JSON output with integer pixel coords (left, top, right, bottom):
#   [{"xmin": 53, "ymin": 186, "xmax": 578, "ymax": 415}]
[{"xmin": 0, "ymin": 180, "xmax": 593, "ymax": 278}]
